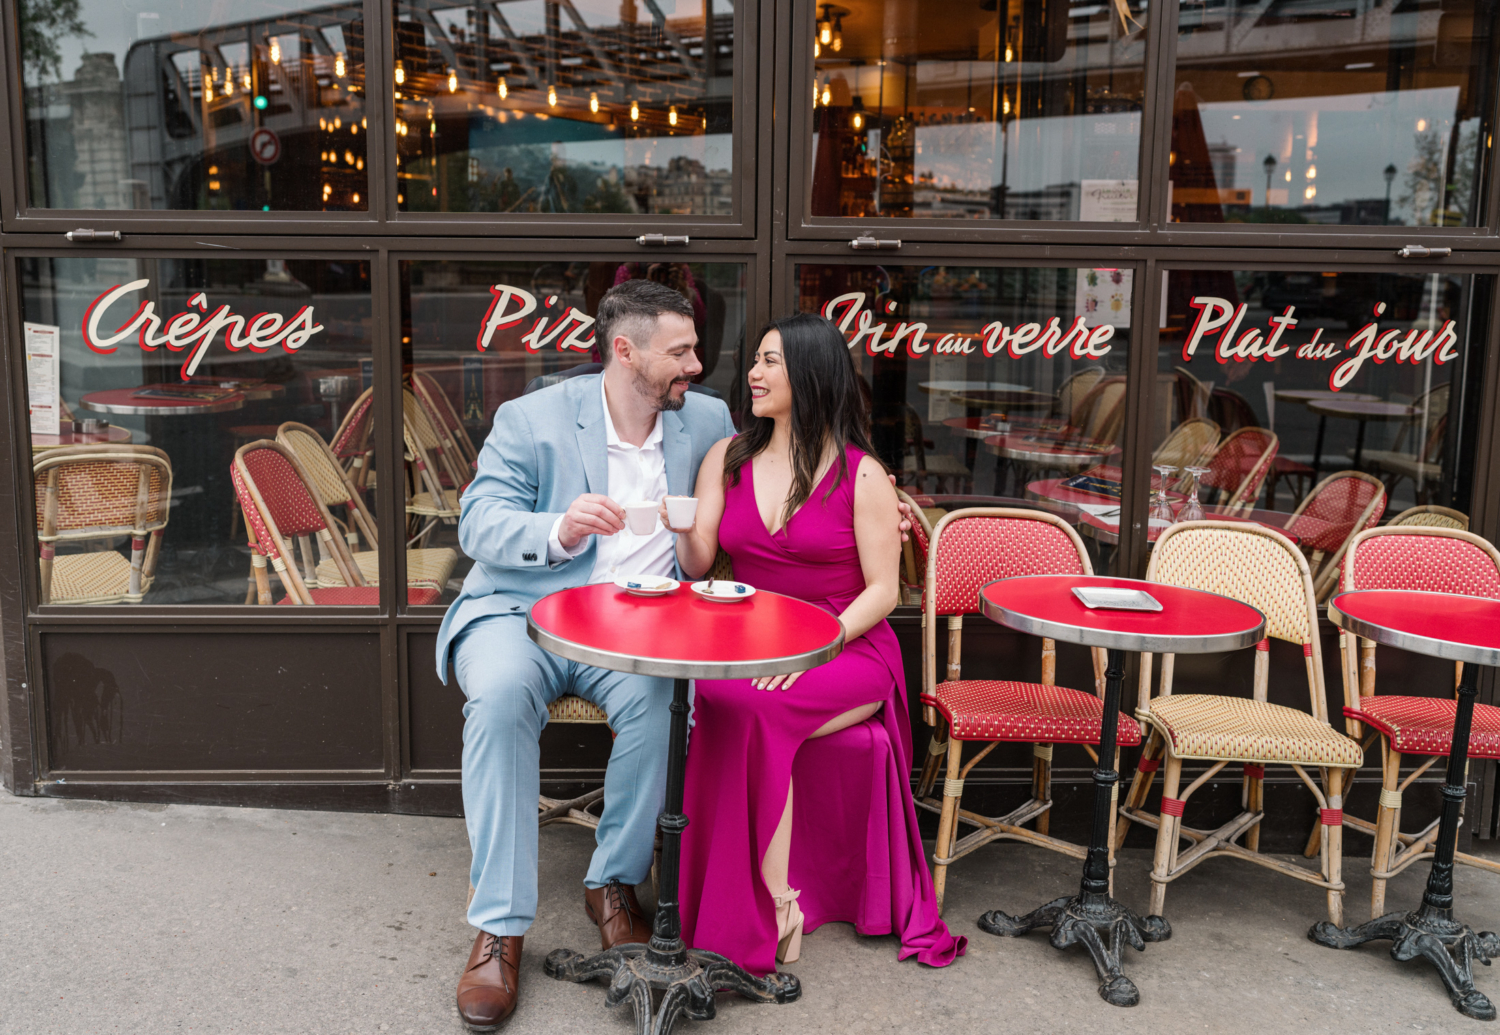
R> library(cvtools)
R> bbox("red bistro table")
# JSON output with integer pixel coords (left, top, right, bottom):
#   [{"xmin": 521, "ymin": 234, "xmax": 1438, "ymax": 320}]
[
  {"xmin": 528, "ymin": 582, "xmax": 844, "ymax": 1034},
  {"xmin": 1312, "ymin": 590, "xmax": 1500, "ymax": 1019},
  {"xmin": 976, "ymin": 574, "xmax": 1266, "ymax": 1005}
]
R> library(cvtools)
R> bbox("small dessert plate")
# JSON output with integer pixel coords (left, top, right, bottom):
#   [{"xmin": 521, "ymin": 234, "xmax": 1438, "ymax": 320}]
[
  {"xmin": 616, "ymin": 575, "xmax": 679, "ymax": 597},
  {"xmin": 690, "ymin": 580, "xmax": 756, "ymax": 603},
  {"xmin": 1072, "ymin": 586, "xmax": 1163, "ymax": 612}
]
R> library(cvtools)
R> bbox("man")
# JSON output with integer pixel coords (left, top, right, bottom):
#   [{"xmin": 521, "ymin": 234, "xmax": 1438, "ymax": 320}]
[{"xmin": 438, "ymin": 279, "xmax": 911, "ymax": 1031}]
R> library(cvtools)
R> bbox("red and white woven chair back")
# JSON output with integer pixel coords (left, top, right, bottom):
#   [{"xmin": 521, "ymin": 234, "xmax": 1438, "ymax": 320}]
[
  {"xmin": 1288, "ymin": 472, "xmax": 1386, "ymax": 553},
  {"xmin": 231, "ymin": 463, "xmax": 284, "ymax": 564},
  {"xmin": 238, "ymin": 443, "xmax": 329, "ymax": 538},
  {"xmin": 1150, "ymin": 522, "xmax": 1315, "ymax": 648},
  {"xmin": 1341, "ymin": 527, "xmax": 1500, "ymax": 599},
  {"xmin": 33, "ymin": 447, "xmax": 172, "ymax": 541},
  {"xmin": 331, "ymin": 388, "xmax": 374, "ymax": 459},
  {"xmin": 928, "ymin": 509, "xmax": 1091, "ymax": 617},
  {"xmin": 1201, "ymin": 427, "xmax": 1277, "ymax": 505}
]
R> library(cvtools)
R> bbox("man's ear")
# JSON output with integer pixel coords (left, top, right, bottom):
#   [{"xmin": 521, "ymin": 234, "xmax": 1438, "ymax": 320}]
[{"xmin": 611, "ymin": 333, "xmax": 634, "ymax": 366}]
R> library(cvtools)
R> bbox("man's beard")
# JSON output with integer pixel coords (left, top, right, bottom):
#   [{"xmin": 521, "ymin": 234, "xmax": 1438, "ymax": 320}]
[{"xmin": 634, "ymin": 366, "xmax": 686, "ymax": 411}]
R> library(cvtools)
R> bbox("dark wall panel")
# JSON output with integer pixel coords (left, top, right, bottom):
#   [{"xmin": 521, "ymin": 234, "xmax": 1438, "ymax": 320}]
[{"xmin": 43, "ymin": 631, "xmax": 383, "ymax": 771}]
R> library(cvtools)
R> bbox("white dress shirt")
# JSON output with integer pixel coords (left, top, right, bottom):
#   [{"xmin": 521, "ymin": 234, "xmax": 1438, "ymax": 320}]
[{"xmin": 546, "ymin": 378, "xmax": 676, "ymax": 583}]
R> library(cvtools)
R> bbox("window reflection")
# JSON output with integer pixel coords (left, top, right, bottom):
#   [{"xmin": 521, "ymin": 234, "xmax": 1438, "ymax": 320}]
[
  {"xmin": 19, "ymin": 1, "xmax": 368, "ymax": 211},
  {"xmin": 798, "ymin": 262, "xmax": 1133, "ymax": 579},
  {"xmin": 1172, "ymin": 0, "xmax": 1497, "ymax": 226},
  {"xmin": 20, "ymin": 257, "xmax": 376, "ymax": 605},
  {"xmin": 401, "ymin": 259, "xmax": 747, "ymax": 600},
  {"xmin": 393, "ymin": 0, "xmax": 733, "ymax": 215},
  {"xmin": 1156, "ymin": 268, "xmax": 1490, "ymax": 597},
  {"xmin": 810, "ymin": 0, "xmax": 1146, "ymax": 221}
]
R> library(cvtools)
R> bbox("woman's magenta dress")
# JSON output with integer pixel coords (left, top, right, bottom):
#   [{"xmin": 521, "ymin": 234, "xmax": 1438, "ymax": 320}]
[{"xmin": 678, "ymin": 445, "xmax": 966, "ymax": 976}]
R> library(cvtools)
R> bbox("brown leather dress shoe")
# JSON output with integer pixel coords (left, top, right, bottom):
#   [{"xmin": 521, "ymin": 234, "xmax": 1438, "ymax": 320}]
[
  {"xmin": 456, "ymin": 931, "xmax": 521, "ymax": 1033},
  {"xmin": 584, "ymin": 880, "xmax": 653, "ymax": 950}
]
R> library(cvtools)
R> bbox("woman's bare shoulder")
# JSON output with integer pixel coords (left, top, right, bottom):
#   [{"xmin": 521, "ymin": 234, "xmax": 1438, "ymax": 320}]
[{"xmin": 852, "ymin": 452, "xmax": 897, "ymax": 504}]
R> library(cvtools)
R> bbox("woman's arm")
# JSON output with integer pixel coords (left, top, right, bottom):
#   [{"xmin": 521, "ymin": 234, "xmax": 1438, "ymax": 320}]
[
  {"xmin": 666, "ymin": 436, "xmax": 732, "ymax": 580},
  {"xmin": 754, "ymin": 454, "xmax": 902, "ymax": 690}
]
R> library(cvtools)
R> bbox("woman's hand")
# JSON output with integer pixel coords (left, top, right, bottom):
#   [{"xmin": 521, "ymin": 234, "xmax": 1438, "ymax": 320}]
[
  {"xmin": 752, "ymin": 671, "xmax": 804, "ymax": 692},
  {"xmin": 659, "ymin": 495, "xmax": 696, "ymax": 534}
]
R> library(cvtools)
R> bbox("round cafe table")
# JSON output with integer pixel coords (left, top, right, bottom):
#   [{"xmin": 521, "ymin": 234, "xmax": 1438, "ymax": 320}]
[
  {"xmin": 1273, "ymin": 390, "xmax": 1379, "ymax": 481},
  {"xmin": 78, "ymin": 386, "xmax": 246, "ymax": 416},
  {"xmin": 976, "ymin": 574, "xmax": 1266, "ymax": 1005},
  {"xmin": 1312, "ymin": 590, "xmax": 1500, "ymax": 1020},
  {"xmin": 529, "ymin": 582, "xmax": 844, "ymax": 1035},
  {"xmin": 31, "ymin": 426, "xmax": 133, "ymax": 451},
  {"xmin": 1305, "ymin": 398, "xmax": 1417, "ymax": 476}
]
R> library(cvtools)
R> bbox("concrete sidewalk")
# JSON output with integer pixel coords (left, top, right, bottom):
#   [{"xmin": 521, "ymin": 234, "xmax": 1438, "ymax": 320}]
[{"xmin": 1, "ymin": 787, "xmax": 1494, "ymax": 1034}]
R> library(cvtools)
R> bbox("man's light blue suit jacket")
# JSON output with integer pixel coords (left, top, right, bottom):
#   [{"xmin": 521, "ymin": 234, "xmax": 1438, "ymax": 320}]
[{"xmin": 435, "ymin": 373, "xmax": 736, "ymax": 681}]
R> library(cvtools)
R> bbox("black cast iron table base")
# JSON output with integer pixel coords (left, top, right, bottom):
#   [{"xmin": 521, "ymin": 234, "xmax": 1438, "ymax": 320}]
[
  {"xmin": 980, "ymin": 891, "xmax": 1171, "ymax": 1006},
  {"xmin": 544, "ymin": 678, "xmax": 799, "ymax": 1034},
  {"xmin": 975, "ymin": 649, "xmax": 1170, "ymax": 1006},
  {"xmin": 1311, "ymin": 907, "xmax": 1500, "ymax": 1020},
  {"xmin": 544, "ymin": 941, "xmax": 799, "ymax": 1035},
  {"xmin": 1309, "ymin": 661, "xmax": 1497, "ymax": 1020}
]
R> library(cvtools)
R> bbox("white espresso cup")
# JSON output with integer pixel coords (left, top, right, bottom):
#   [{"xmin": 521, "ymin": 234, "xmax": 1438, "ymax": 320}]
[
  {"xmin": 664, "ymin": 496, "xmax": 699, "ymax": 530},
  {"xmin": 624, "ymin": 500, "xmax": 659, "ymax": 535}
]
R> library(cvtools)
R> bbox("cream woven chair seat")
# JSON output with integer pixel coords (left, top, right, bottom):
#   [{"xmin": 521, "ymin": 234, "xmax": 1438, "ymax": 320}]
[
  {"xmin": 1142, "ymin": 694, "xmax": 1362, "ymax": 767},
  {"xmin": 408, "ymin": 489, "xmax": 460, "ymax": 516},
  {"xmin": 315, "ymin": 547, "xmax": 458, "ymax": 590},
  {"xmin": 51, "ymin": 552, "xmax": 149, "ymax": 605}
]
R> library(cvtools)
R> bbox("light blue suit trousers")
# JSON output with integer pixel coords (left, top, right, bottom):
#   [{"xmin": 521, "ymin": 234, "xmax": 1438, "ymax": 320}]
[{"xmin": 454, "ymin": 614, "xmax": 671, "ymax": 936}]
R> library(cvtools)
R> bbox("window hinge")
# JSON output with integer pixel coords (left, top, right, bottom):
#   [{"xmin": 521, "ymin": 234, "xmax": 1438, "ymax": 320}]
[
  {"xmin": 635, "ymin": 234, "xmax": 690, "ymax": 246},
  {"xmin": 1395, "ymin": 245, "xmax": 1452, "ymax": 259},
  {"xmin": 65, "ymin": 229, "xmax": 122, "ymax": 243},
  {"xmin": 850, "ymin": 233, "xmax": 901, "ymax": 251}
]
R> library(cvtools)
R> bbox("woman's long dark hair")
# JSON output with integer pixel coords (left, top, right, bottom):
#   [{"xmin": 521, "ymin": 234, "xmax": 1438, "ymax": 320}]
[{"xmin": 724, "ymin": 312, "xmax": 884, "ymax": 527}]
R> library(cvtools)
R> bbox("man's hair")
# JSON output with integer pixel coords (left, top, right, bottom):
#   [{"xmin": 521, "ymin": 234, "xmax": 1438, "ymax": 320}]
[{"xmin": 594, "ymin": 279, "xmax": 695, "ymax": 365}]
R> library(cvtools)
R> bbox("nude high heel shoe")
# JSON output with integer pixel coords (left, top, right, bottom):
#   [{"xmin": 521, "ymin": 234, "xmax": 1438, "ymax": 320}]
[{"xmin": 773, "ymin": 888, "xmax": 804, "ymax": 964}]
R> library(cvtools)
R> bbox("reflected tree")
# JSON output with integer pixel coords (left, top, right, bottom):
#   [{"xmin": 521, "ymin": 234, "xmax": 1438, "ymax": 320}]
[{"xmin": 19, "ymin": 0, "xmax": 91, "ymax": 83}]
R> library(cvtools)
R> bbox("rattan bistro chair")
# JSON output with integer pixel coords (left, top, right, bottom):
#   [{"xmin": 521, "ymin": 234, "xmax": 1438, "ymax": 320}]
[
  {"xmin": 1284, "ymin": 471, "xmax": 1387, "ymax": 602},
  {"xmin": 914, "ymin": 508, "xmax": 1136, "ymax": 912},
  {"xmin": 1197, "ymin": 427, "xmax": 1278, "ymax": 514},
  {"xmin": 331, "ymin": 387, "xmax": 376, "ymax": 492},
  {"xmin": 33, "ymin": 445, "xmax": 172, "ymax": 605},
  {"xmin": 1115, "ymin": 522, "xmax": 1363, "ymax": 925},
  {"xmin": 1388, "ymin": 504, "xmax": 1469, "ymax": 531},
  {"xmin": 233, "ymin": 441, "xmax": 441, "ymax": 606},
  {"xmin": 1326, "ymin": 526, "xmax": 1500, "ymax": 918},
  {"xmin": 1152, "ymin": 417, "xmax": 1220, "ymax": 471},
  {"xmin": 411, "ymin": 371, "xmax": 478, "ymax": 468},
  {"xmin": 277, "ymin": 422, "xmax": 457, "ymax": 593}
]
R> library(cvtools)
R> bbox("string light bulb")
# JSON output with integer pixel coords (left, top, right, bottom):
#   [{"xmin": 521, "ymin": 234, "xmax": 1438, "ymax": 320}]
[
  {"xmin": 447, "ymin": 68, "xmax": 458, "ymax": 93},
  {"xmin": 204, "ymin": 80, "xmax": 214, "ymax": 101},
  {"xmin": 497, "ymin": 76, "xmax": 507, "ymax": 99},
  {"xmin": 630, "ymin": 99, "xmax": 639, "ymax": 121},
  {"xmin": 335, "ymin": 52, "xmax": 346, "ymax": 78},
  {"xmin": 852, "ymin": 111, "xmax": 863, "ymax": 130},
  {"xmin": 814, "ymin": 39, "xmax": 820, "ymax": 57},
  {"xmin": 394, "ymin": 61, "xmax": 405, "ymax": 86},
  {"xmin": 242, "ymin": 71, "xmax": 251, "ymax": 91},
  {"xmin": 1005, "ymin": 42, "xmax": 1013, "ymax": 62},
  {"xmin": 269, "ymin": 38, "xmax": 281, "ymax": 64},
  {"xmin": 547, "ymin": 84, "xmax": 557, "ymax": 107},
  {"xmin": 669, "ymin": 105, "xmax": 678, "ymax": 126},
  {"xmin": 590, "ymin": 92, "xmax": 599, "ymax": 113},
  {"xmin": 820, "ymin": 83, "xmax": 831, "ymax": 106}
]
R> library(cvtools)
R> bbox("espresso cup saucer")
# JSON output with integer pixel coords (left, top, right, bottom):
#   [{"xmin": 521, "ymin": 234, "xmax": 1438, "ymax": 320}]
[
  {"xmin": 615, "ymin": 575, "xmax": 680, "ymax": 597},
  {"xmin": 690, "ymin": 580, "xmax": 756, "ymax": 603}
]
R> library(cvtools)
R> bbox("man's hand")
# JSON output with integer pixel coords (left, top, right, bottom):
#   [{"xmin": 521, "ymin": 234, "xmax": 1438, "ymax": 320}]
[
  {"xmin": 559, "ymin": 494, "xmax": 626, "ymax": 550},
  {"xmin": 888, "ymin": 474, "xmax": 915, "ymax": 542}
]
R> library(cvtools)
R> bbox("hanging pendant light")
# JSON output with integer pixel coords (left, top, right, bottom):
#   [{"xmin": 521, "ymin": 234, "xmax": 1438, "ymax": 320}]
[
  {"xmin": 335, "ymin": 52, "xmax": 346, "ymax": 78},
  {"xmin": 590, "ymin": 92, "xmax": 599, "ymax": 113},
  {"xmin": 447, "ymin": 68, "xmax": 458, "ymax": 93},
  {"xmin": 497, "ymin": 76, "xmax": 507, "ymax": 99},
  {"xmin": 394, "ymin": 61, "xmax": 405, "ymax": 86},
  {"xmin": 269, "ymin": 37, "xmax": 281, "ymax": 64},
  {"xmin": 630, "ymin": 99, "xmax": 640, "ymax": 121},
  {"xmin": 548, "ymin": 84, "xmax": 558, "ymax": 107}
]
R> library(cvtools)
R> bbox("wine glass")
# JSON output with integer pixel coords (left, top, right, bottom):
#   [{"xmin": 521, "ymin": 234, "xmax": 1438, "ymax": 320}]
[
  {"xmin": 1179, "ymin": 466, "xmax": 1211, "ymax": 523},
  {"xmin": 1151, "ymin": 465, "xmax": 1178, "ymax": 524}
]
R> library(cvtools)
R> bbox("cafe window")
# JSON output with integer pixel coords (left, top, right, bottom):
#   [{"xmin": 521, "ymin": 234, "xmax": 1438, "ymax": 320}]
[
  {"xmin": 18, "ymin": 256, "xmax": 378, "ymax": 606},
  {"xmin": 400, "ymin": 257, "xmax": 748, "ymax": 599},
  {"xmin": 797, "ymin": 261, "xmax": 1135, "ymax": 576},
  {"xmin": 17, "ymin": 0, "xmax": 368, "ymax": 212},
  {"xmin": 1154, "ymin": 268, "xmax": 1491, "ymax": 595},
  {"xmin": 391, "ymin": 0, "xmax": 735, "ymax": 216},
  {"xmin": 808, "ymin": 0, "xmax": 1146, "ymax": 221},
  {"xmin": 1170, "ymin": 0, "xmax": 1499, "ymax": 227}
]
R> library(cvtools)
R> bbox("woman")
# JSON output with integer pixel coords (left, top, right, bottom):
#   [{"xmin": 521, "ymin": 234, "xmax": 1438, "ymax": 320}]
[{"xmin": 666, "ymin": 312, "xmax": 966, "ymax": 976}]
